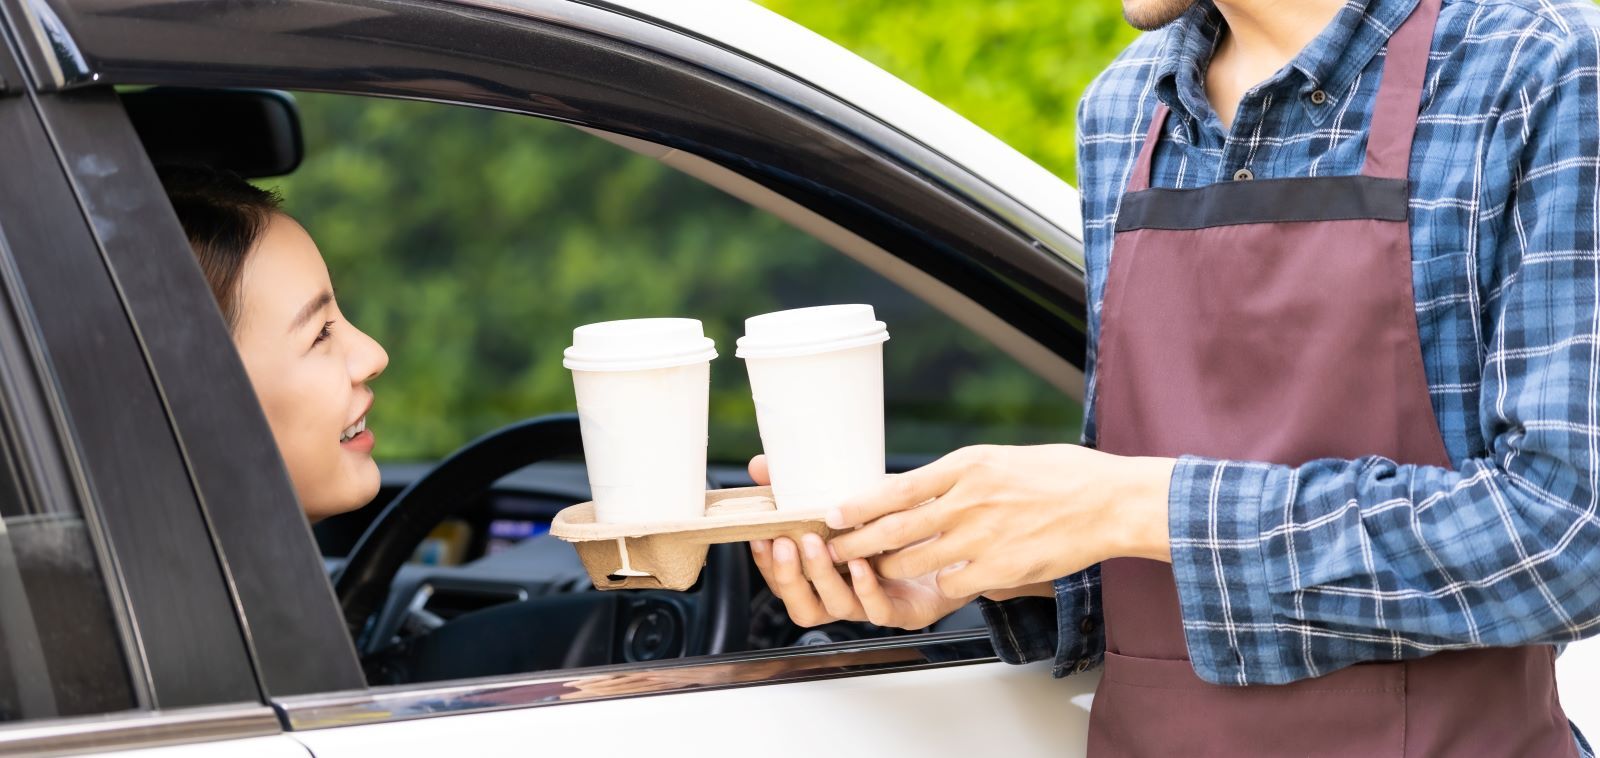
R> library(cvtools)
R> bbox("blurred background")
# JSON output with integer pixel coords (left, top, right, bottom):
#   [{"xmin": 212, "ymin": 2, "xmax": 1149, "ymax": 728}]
[{"xmin": 266, "ymin": 0, "xmax": 1138, "ymax": 466}]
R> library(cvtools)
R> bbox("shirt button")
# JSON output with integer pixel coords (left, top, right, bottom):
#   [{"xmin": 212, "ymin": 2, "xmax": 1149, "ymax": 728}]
[
  {"xmin": 1310, "ymin": 89, "xmax": 1328, "ymax": 105},
  {"xmin": 1233, "ymin": 168, "xmax": 1254, "ymax": 181},
  {"xmin": 1080, "ymin": 617, "xmax": 1098, "ymax": 634}
]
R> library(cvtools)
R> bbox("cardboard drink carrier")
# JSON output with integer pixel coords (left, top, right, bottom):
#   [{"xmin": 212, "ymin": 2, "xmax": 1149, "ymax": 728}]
[{"xmin": 550, "ymin": 486, "xmax": 842, "ymax": 591}]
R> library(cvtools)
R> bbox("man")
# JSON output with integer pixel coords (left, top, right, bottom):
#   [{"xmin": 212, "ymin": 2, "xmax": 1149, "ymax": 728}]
[{"xmin": 750, "ymin": 0, "xmax": 1600, "ymax": 753}]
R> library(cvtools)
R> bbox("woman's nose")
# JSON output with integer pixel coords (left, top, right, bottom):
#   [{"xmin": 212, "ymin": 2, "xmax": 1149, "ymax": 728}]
[{"xmin": 348, "ymin": 322, "xmax": 389, "ymax": 384}]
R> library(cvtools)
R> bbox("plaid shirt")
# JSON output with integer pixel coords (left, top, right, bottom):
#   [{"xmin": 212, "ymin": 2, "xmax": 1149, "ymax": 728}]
[{"xmin": 982, "ymin": 0, "xmax": 1600, "ymax": 747}]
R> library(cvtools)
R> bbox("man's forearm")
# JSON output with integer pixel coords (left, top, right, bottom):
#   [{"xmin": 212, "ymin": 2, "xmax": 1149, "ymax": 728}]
[{"xmin": 1107, "ymin": 455, "xmax": 1175, "ymax": 563}]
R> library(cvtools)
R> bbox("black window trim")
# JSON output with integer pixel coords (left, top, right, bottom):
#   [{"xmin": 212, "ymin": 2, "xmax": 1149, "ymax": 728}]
[
  {"xmin": 0, "ymin": 5, "xmax": 304, "ymax": 710},
  {"xmin": 0, "ymin": 216, "xmax": 147, "ymax": 721},
  {"xmin": 17, "ymin": 86, "xmax": 369, "ymax": 698},
  {"xmin": 0, "ymin": 25, "xmax": 152, "ymax": 724}
]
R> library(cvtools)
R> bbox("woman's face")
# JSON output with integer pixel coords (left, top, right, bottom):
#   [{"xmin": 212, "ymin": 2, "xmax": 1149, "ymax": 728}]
[{"xmin": 232, "ymin": 213, "xmax": 389, "ymax": 521}]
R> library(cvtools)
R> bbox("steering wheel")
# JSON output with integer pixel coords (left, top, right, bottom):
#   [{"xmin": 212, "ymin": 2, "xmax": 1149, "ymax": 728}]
[{"xmin": 334, "ymin": 413, "xmax": 749, "ymax": 672}]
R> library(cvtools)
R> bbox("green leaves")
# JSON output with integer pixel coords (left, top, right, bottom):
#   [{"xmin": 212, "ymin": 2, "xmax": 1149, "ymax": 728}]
[
  {"xmin": 265, "ymin": 2, "xmax": 1124, "ymax": 463},
  {"xmin": 756, "ymin": 0, "xmax": 1138, "ymax": 183}
]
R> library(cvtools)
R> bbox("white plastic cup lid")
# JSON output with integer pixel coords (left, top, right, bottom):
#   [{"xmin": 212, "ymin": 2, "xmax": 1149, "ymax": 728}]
[
  {"xmin": 564, "ymin": 318, "xmax": 718, "ymax": 372},
  {"xmin": 735, "ymin": 304, "xmax": 889, "ymax": 360}
]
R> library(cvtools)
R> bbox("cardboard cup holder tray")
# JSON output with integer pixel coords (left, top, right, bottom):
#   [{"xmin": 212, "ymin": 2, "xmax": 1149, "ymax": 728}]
[{"xmin": 550, "ymin": 486, "xmax": 841, "ymax": 590}]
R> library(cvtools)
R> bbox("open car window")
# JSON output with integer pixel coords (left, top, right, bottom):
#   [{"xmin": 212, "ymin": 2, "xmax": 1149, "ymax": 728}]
[
  {"xmin": 256, "ymin": 91, "xmax": 1081, "ymax": 674},
  {"xmin": 278, "ymin": 93, "xmax": 1082, "ymax": 473}
]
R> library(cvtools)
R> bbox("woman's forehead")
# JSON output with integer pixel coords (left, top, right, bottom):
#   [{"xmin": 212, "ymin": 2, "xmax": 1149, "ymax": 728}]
[{"xmin": 237, "ymin": 214, "xmax": 333, "ymax": 329}]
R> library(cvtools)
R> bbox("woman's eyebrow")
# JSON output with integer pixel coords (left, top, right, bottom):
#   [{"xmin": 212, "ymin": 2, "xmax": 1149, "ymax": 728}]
[{"xmin": 288, "ymin": 290, "xmax": 334, "ymax": 334}]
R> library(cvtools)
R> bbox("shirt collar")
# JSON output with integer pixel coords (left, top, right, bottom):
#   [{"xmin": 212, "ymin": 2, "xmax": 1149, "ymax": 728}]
[
  {"xmin": 1153, "ymin": 0, "xmax": 1421, "ymax": 127},
  {"xmin": 1152, "ymin": 2, "xmax": 1225, "ymax": 128}
]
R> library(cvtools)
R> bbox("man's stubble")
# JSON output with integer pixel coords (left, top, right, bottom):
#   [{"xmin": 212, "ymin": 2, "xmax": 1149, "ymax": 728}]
[{"xmin": 1124, "ymin": 0, "xmax": 1201, "ymax": 31}]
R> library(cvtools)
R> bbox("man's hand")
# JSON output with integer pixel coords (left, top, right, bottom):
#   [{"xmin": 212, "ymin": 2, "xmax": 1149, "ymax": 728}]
[
  {"xmin": 746, "ymin": 455, "xmax": 972, "ymax": 629},
  {"xmin": 826, "ymin": 444, "xmax": 1175, "ymax": 599}
]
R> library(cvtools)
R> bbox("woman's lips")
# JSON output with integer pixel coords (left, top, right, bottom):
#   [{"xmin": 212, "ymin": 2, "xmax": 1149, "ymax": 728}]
[{"xmin": 340, "ymin": 429, "xmax": 375, "ymax": 454}]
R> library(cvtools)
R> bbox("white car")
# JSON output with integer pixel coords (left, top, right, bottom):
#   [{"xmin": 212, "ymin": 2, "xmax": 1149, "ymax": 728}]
[{"xmin": 0, "ymin": 1, "xmax": 1590, "ymax": 756}]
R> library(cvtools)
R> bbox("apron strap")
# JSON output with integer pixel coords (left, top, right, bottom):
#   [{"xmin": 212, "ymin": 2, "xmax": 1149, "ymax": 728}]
[
  {"xmin": 1125, "ymin": 104, "xmax": 1171, "ymax": 193},
  {"xmin": 1362, "ymin": 0, "xmax": 1442, "ymax": 180},
  {"xmin": 1126, "ymin": 0, "xmax": 1439, "ymax": 189}
]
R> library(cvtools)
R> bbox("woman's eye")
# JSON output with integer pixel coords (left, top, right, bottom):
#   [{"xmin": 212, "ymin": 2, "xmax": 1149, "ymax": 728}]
[{"xmin": 314, "ymin": 321, "xmax": 335, "ymax": 346}]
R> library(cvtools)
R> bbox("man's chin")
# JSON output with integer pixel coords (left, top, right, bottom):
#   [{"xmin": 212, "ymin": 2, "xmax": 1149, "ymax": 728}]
[{"xmin": 1124, "ymin": 0, "xmax": 1199, "ymax": 31}]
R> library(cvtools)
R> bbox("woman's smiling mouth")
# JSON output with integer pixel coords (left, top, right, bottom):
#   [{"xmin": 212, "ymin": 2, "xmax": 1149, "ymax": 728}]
[
  {"xmin": 340, "ymin": 416, "xmax": 366, "ymax": 442},
  {"xmin": 339, "ymin": 416, "xmax": 374, "ymax": 453}
]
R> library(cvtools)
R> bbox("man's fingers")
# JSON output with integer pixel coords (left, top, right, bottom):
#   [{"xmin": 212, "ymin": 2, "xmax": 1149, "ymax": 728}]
[
  {"xmin": 873, "ymin": 531, "xmax": 971, "ymax": 581},
  {"xmin": 827, "ymin": 450, "xmax": 972, "ymax": 529},
  {"xmin": 768, "ymin": 537, "xmax": 831, "ymax": 627},
  {"xmin": 799, "ymin": 533, "xmax": 865, "ymax": 621},
  {"xmin": 748, "ymin": 454, "xmax": 770, "ymax": 486},
  {"xmin": 936, "ymin": 560, "xmax": 991, "ymax": 600},
  {"xmin": 750, "ymin": 539, "xmax": 776, "ymax": 584},
  {"xmin": 846, "ymin": 559, "xmax": 906, "ymax": 628},
  {"xmin": 829, "ymin": 505, "xmax": 945, "ymax": 562}
]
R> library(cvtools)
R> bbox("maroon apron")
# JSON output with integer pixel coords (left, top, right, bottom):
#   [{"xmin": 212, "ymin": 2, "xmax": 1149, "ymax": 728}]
[{"xmin": 1088, "ymin": 0, "xmax": 1577, "ymax": 754}]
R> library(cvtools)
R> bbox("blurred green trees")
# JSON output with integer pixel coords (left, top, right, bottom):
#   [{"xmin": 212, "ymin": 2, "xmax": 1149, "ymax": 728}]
[
  {"xmin": 269, "ymin": 2, "xmax": 1135, "ymax": 464},
  {"xmin": 757, "ymin": 0, "xmax": 1139, "ymax": 182}
]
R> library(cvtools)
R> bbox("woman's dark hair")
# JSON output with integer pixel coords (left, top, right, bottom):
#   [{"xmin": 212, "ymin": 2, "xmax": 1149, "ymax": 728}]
[{"xmin": 158, "ymin": 165, "xmax": 283, "ymax": 331}]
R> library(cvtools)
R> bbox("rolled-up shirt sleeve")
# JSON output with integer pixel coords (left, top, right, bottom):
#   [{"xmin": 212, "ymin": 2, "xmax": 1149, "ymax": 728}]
[{"xmin": 979, "ymin": 565, "xmax": 1105, "ymax": 678}]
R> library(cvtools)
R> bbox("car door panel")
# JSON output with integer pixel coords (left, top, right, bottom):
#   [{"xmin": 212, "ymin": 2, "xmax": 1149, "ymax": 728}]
[{"xmin": 290, "ymin": 661, "xmax": 1096, "ymax": 758}]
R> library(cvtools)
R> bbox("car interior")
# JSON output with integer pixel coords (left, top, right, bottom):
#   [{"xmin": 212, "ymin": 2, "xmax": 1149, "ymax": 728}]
[{"xmin": 122, "ymin": 85, "xmax": 1083, "ymax": 688}]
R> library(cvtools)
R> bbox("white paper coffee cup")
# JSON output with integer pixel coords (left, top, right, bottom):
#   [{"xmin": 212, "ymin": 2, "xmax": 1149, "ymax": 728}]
[
  {"xmin": 736, "ymin": 305, "xmax": 889, "ymax": 512},
  {"xmin": 565, "ymin": 318, "xmax": 717, "ymax": 524}
]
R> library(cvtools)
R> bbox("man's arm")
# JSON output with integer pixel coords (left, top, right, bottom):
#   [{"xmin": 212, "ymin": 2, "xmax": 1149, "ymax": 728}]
[{"xmin": 1168, "ymin": 28, "xmax": 1600, "ymax": 686}]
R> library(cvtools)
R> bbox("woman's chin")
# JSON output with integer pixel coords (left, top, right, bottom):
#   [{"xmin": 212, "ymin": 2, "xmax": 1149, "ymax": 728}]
[
  {"xmin": 303, "ymin": 489, "xmax": 376, "ymax": 523},
  {"xmin": 299, "ymin": 458, "xmax": 383, "ymax": 523}
]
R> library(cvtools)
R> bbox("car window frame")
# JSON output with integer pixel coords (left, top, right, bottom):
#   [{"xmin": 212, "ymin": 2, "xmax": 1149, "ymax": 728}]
[
  {"xmin": 22, "ymin": 0, "xmax": 1088, "ymax": 365},
  {"xmin": 5, "ymin": 0, "xmax": 1091, "ymax": 721},
  {"xmin": 0, "ymin": 0, "xmax": 323, "ymax": 723},
  {"xmin": 14, "ymin": 89, "xmax": 368, "ymax": 700}
]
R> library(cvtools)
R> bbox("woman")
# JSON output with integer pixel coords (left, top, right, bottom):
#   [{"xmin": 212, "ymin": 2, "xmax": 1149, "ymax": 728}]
[{"xmin": 160, "ymin": 165, "xmax": 389, "ymax": 522}]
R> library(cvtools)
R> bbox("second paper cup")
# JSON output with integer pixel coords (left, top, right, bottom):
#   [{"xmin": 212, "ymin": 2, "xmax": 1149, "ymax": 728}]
[{"xmin": 737, "ymin": 304, "xmax": 889, "ymax": 512}]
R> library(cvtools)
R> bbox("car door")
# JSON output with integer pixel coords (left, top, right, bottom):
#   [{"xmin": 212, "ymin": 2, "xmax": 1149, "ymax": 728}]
[
  {"xmin": 0, "ymin": 0, "xmax": 1100, "ymax": 754},
  {"xmin": 256, "ymin": 89, "xmax": 1102, "ymax": 754},
  {"xmin": 11, "ymin": 1, "xmax": 1588, "ymax": 756}
]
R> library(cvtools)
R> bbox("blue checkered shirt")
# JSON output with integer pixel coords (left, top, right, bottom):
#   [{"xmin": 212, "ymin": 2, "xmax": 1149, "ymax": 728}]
[{"xmin": 980, "ymin": 0, "xmax": 1600, "ymax": 748}]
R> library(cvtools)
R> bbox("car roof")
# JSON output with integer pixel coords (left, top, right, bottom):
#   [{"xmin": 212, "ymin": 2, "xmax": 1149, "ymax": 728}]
[{"xmin": 537, "ymin": 0, "xmax": 1086, "ymax": 264}]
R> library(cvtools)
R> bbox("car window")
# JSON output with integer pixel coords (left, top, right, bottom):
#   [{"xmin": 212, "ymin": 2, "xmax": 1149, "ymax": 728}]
[
  {"xmin": 275, "ymin": 92, "xmax": 1081, "ymax": 481},
  {"xmin": 0, "ymin": 419, "xmax": 135, "ymax": 721},
  {"xmin": 271, "ymin": 91, "xmax": 1081, "ymax": 665}
]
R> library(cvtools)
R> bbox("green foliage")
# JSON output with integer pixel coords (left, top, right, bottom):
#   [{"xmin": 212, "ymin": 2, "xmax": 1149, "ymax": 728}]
[
  {"xmin": 756, "ymin": 0, "xmax": 1138, "ymax": 183},
  {"xmin": 268, "ymin": 2, "xmax": 1130, "ymax": 464}
]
